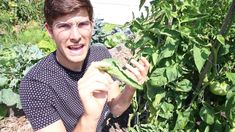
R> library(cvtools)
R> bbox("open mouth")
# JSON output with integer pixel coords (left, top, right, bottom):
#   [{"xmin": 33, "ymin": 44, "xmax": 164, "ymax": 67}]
[
  {"xmin": 68, "ymin": 45, "xmax": 84, "ymax": 50},
  {"xmin": 67, "ymin": 44, "xmax": 85, "ymax": 55}
]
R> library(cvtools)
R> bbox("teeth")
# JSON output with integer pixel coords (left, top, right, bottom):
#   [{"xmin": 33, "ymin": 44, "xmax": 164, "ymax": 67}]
[{"xmin": 68, "ymin": 45, "xmax": 83, "ymax": 50}]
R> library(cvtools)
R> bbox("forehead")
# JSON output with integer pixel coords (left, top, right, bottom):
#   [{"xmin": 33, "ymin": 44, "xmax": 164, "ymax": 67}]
[{"xmin": 53, "ymin": 8, "xmax": 89, "ymax": 23}]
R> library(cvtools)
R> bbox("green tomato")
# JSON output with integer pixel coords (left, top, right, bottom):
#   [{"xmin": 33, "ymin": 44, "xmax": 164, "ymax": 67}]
[{"xmin": 209, "ymin": 81, "xmax": 229, "ymax": 96}]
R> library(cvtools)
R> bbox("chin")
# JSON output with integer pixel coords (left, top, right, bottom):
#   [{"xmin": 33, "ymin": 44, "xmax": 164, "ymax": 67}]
[{"xmin": 68, "ymin": 55, "xmax": 86, "ymax": 63}]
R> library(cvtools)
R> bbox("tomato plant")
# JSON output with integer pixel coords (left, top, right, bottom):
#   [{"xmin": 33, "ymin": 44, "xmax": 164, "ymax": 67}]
[{"xmin": 125, "ymin": 0, "xmax": 235, "ymax": 131}]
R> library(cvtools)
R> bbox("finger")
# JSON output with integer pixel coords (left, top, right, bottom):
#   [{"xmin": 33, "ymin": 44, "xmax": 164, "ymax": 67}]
[
  {"xmin": 78, "ymin": 69, "xmax": 100, "ymax": 85},
  {"xmin": 102, "ymin": 72, "xmax": 114, "ymax": 84},
  {"xmin": 130, "ymin": 59, "xmax": 145, "ymax": 76},
  {"xmin": 140, "ymin": 57, "xmax": 150, "ymax": 69},
  {"xmin": 124, "ymin": 65, "xmax": 139, "ymax": 81},
  {"xmin": 125, "ymin": 63, "xmax": 141, "ymax": 79},
  {"xmin": 90, "ymin": 61, "xmax": 111, "ymax": 70},
  {"xmin": 84, "ymin": 61, "xmax": 111, "ymax": 76},
  {"xmin": 78, "ymin": 74, "xmax": 110, "ymax": 93},
  {"xmin": 82, "ymin": 69, "xmax": 113, "ymax": 86},
  {"xmin": 90, "ymin": 82, "xmax": 110, "ymax": 93},
  {"xmin": 93, "ymin": 90, "xmax": 108, "ymax": 99}
]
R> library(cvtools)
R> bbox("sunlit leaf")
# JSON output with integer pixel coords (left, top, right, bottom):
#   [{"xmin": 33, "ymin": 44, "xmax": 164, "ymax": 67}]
[
  {"xmin": 175, "ymin": 79, "xmax": 192, "ymax": 92},
  {"xmin": 0, "ymin": 75, "xmax": 8, "ymax": 87},
  {"xmin": 151, "ymin": 51, "xmax": 159, "ymax": 66},
  {"xmin": 160, "ymin": 37, "xmax": 176, "ymax": 59},
  {"xmin": 217, "ymin": 35, "xmax": 225, "ymax": 45},
  {"xmin": 0, "ymin": 89, "xmax": 19, "ymax": 106},
  {"xmin": 166, "ymin": 64, "xmax": 180, "ymax": 82},
  {"xmin": 174, "ymin": 108, "xmax": 191, "ymax": 130},
  {"xmin": 152, "ymin": 91, "xmax": 166, "ymax": 108},
  {"xmin": 226, "ymin": 72, "xmax": 235, "ymax": 84},
  {"xmin": 193, "ymin": 44, "xmax": 210, "ymax": 73},
  {"xmin": 159, "ymin": 102, "xmax": 174, "ymax": 119},
  {"xmin": 199, "ymin": 104, "xmax": 215, "ymax": 125},
  {"xmin": 225, "ymin": 94, "xmax": 235, "ymax": 127},
  {"xmin": 149, "ymin": 68, "xmax": 167, "ymax": 87}
]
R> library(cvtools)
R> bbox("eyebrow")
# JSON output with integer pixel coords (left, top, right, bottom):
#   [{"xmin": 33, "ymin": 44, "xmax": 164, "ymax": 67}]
[{"xmin": 54, "ymin": 20, "xmax": 90, "ymax": 25}]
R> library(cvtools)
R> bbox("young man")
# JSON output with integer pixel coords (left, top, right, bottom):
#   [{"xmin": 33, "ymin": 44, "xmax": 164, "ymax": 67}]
[{"xmin": 19, "ymin": 0, "xmax": 149, "ymax": 132}]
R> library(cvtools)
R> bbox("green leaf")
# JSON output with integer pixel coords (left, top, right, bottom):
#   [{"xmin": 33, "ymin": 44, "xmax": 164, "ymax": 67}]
[
  {"xmin": 151, "ymin": 51, "xmax": 159, "ymax": 66},
  {"xmin": 193, "ymin": 44, "xmax": 210, "ymax": 73},
  {"xmin": 9, "ymin": 78, "xmax": 19, "ymax": 88},
  {"xmin": 159, "ymin": 102, "xmax": 174, "ymax": 119},
  {"xmin": 217, "ymin": 35, "xmax": 225, "ymax": 45},
  {"xmin": 175, "ymin": 79, "xmax": 192, "ymax": 92},
  {"xmin": 226, "ymin": 86, "xmax": 235, "ymax": 101},
  {"xmin": 174, "ymin": 108, "xmax": 191, "ymax": 130},
  {"xmin": 99, "ymin": 59, "xmax": 143, "ymax": 90},
  {"xmin": 38, "ymin": 40, "xmax": 56, "ymax": 52},
  {"xmin": 225, "ymin": 95, "xmax": 235, "ymax": 127},
  {"xmin": 0, "ymin": 89, "xmax": 20, "ymax": 106},
  {"xmin": 199, "ymin": 105, "xmax": 215, "ymax": 125},
  {"xmin": 166, "ymin": 64, "xmax": 180, "ymax": 83},
  {"xmin": 212, "ymin": 120, "xmax": 223, "ymax": 132},
  {"xmin": 139, "ymin": 0, "xmax": 146, "ymax": 10},
  {"xmin": 0, "ymin": 75, "xmax": 8, "ymax": 87},
  {"xmin": 226, "ymin": 72, "xmax": 235, "ymax": 84},
  {"xmin": 152, "ymin": 91, "xmax": 166, "ymax": 108},
  {"xmin": 146, "ymin": 82, "xmax": 163, "ymax": 101},
  {"xmin": 181, "ymin": 14, "xmax": 207, "ymax": 24},
  {"xmin": 132, "ymin": 20, "xmax": 142, "ymax": 30},
  {"xmin": 160, "ymin": 37, "xmax": 176, "ymax": 59},
  {"xmin": 149, "ymin": 68, "xmax": 167, "ymax": 87}
]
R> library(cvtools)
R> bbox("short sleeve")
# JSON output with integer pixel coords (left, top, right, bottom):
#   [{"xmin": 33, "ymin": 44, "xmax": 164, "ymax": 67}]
[
  {"xmin": 91, "ymin": 44, "xmax": 112, "ymax": 60},
  {"xmin": 19, "ymin": 79, "xmax": 60, "ymax": 131}
]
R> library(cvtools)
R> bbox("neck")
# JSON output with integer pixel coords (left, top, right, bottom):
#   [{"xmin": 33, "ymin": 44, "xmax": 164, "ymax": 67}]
[{"xmin": 55, "ymin": 52, "xmax": 83, "ymax": 72}]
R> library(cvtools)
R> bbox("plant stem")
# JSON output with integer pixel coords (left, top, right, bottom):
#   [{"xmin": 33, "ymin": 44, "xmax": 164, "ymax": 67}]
[{"xmin": 189, "ymin": 0, "xmax": 235, "ymax": 106}]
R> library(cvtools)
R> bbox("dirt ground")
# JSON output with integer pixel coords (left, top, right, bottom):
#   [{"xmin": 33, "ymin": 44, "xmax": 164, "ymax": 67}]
[{"xmin": 0, "ymin": 44, "xmax": 132, "ymax": 132}]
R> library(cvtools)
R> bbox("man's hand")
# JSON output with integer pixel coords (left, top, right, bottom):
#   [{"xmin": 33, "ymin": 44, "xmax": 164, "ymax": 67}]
[
  {"xmin": 75, "ymin": 62, "xmax": 115, "ymax": 131},
  {"xmin": 108, "ymin": 57, "xmax": 150, "ymax": 117},
  {"xmin": 125, "ymin": 57, "xmax": 150, "ymax": 85}
]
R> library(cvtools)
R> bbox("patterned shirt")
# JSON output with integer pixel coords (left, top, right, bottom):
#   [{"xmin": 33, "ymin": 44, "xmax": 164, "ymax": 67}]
[{"xmin": 19, "ymin": 45, "xmax": 111, "ymax": 132}]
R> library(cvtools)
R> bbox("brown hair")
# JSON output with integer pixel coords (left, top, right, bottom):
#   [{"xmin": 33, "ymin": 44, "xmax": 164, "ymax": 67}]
[{"xmin": 44, "ymin": 0, "xmax": 93, "ymax": 27}]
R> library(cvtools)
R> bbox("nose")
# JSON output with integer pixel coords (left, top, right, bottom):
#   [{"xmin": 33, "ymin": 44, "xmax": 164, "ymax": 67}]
[{"xmin": 70, "ymin": 26, "xmax": 81, "ymax": 42}]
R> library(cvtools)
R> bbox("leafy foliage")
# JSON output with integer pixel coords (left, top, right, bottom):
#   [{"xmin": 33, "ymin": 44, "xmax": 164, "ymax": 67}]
[
  {"xmin": 0, "ymin": 0, "xmax": 52, "ymax": 118},
  {"xmin": 92, "ymin": 19, "xmax": 108, "ymax": 44},
  {"xmin": 0, "ymin": 44, "xmax": 45, "ymax": 119},
  {"xmin": 0, "ymin": 0, "xmax": 43, "ymax": 25},
  {"xmin": 0, "ymin": 0, "xmax": 44, "ymax": 39},
  {"xmin": 91, "ymin": 18, "xmax": 131, "ymax": 48},
  {"xmin": 126, "ymin": 0, "xmax": 235, "ymax": 131}
]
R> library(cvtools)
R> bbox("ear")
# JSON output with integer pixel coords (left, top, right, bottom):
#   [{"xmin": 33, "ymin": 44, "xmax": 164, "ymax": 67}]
[{"xmin": 45, "ymin": 23, "xmax": 54, "ymax": 38}]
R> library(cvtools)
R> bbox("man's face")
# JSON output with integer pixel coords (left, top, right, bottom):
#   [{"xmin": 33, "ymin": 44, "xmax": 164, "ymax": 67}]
[{"xmin": 47, "ymin": 8, "xmax": 92, "ymax": 70}]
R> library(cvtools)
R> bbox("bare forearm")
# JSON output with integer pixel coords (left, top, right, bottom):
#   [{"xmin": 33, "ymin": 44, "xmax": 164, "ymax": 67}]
[
  {"xmin": 109, "ymin": 85, "xmax": 135, "ymax": 117},
  {"xmin": 73, "ymin": 114, "xmax": 99, "ymax": 132}
]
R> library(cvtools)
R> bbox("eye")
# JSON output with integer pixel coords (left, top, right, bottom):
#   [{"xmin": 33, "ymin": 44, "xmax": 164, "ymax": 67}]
[
  {"xmin": 56, "ymin": 23, "xmax": 72, "ymax": 29},
  {"xmin": 78, "ymin": 21, "xmax": 91, "ymax": 29}
]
